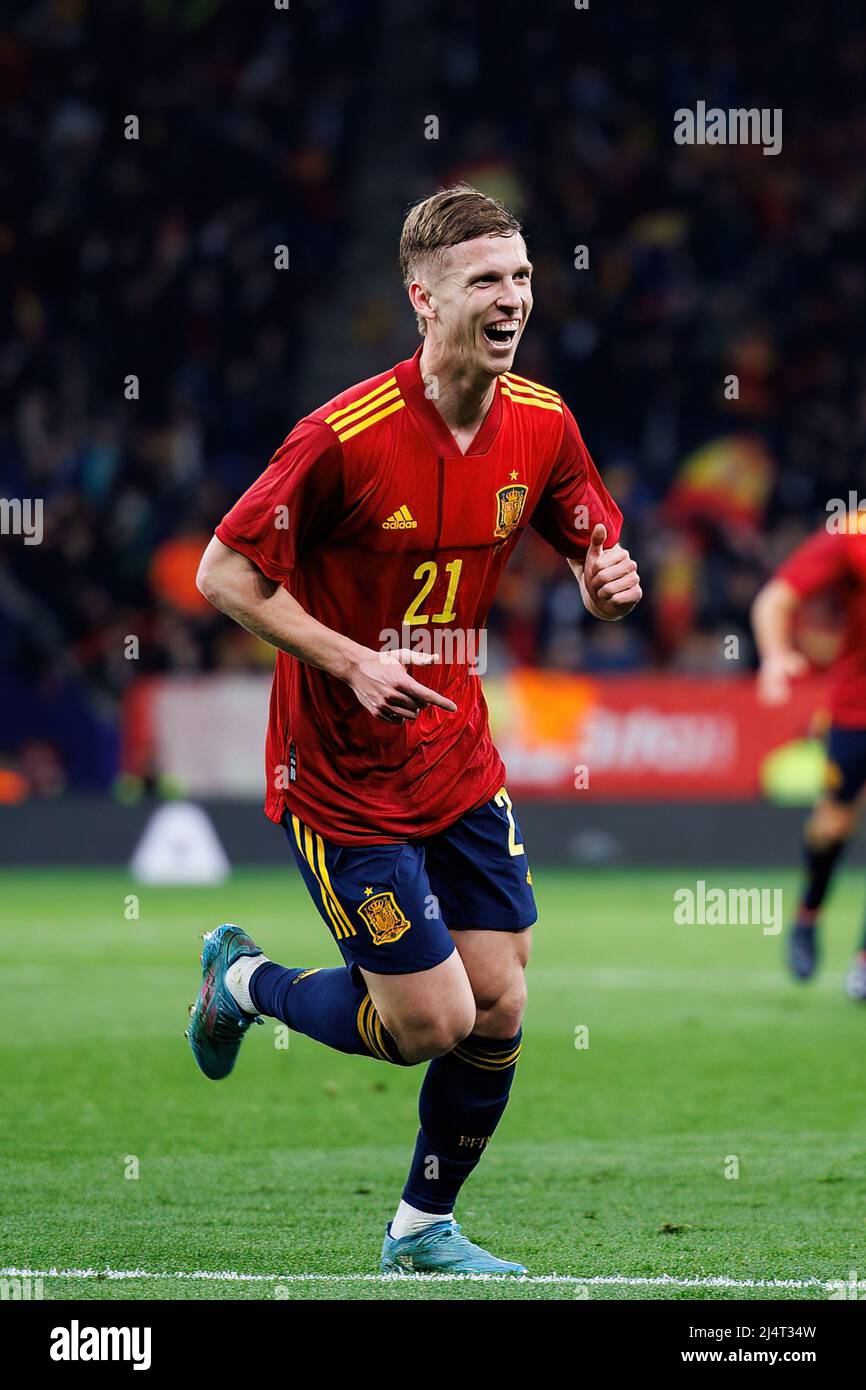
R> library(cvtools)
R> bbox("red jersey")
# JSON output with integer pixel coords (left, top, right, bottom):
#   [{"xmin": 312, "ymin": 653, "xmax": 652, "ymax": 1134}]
[
  {"xmin": 777, "ymin": 522, "xmax": 866, "ymax": 727},
  {"xmin": 216, "ymin": 347, "xmax": 622, "ymax": 843}
]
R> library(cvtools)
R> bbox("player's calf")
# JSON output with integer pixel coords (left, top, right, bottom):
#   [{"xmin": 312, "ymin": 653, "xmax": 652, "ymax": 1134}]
[{"xmin": 787, "ymin": 797, "xmax": 855, "ymax": 981}]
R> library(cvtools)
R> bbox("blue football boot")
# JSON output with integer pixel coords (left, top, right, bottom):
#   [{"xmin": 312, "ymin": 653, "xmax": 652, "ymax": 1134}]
[
  {"xmin": 787, "ymin": 921, "xmax": 819, "ymax": 980},
  {"xmin": 381, "ymin": 1220, "xmax": 527, "ymax": 1275},
  {"xmin": 186, "ymin": 924, "xmax": 264, "ymax": 1080}
]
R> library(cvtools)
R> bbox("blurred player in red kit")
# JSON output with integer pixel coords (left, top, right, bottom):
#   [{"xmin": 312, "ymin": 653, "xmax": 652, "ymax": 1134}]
[
  {"xmin": 185, "ymin": 186, "xmax": 642, "ymax": 1273},
  {"xmin": 752, "ymin": 513, "xmax": 866, "ymax": 997}
]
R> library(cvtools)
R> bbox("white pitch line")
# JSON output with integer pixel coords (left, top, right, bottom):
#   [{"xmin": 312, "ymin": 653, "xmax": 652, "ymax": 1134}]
[{"xmin": 0, "ymin": 1267, "xmax": 835, "ymax": 1289}]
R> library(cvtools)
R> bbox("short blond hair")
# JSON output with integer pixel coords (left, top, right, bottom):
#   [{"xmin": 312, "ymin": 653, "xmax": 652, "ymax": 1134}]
[{"xmin": 399, "ymin": 184, "xmax": 523, "ymax": 335}]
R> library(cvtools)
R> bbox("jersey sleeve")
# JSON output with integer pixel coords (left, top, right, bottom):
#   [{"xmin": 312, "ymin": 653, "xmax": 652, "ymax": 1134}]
[
  {"xmin": 529, "ymin": 403, "xmax": 623, "ymax": 561},
  {"xmin": 776, "ymin": 528, "xmax": 849, "ymax": 599},
  {"xmin": 215, "ymin": 418, "xmax": 343, "ymax": 581}
]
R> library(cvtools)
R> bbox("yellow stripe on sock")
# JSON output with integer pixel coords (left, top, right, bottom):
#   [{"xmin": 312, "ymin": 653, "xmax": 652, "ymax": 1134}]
[
  {"xmin": 453, "ymin": 1041, "xmax": 523, "ymax": 1070},
  {"xmin": 373, "ymin": 1010, "xmax": 392, "ymax": 1062},
  {"xmin": 357, "ymin": 996, "xmax": 388, "ymax": 1061},
  {"xmin": 356, "ymin": 997, "xmax": 375, "ymax": 1055}
]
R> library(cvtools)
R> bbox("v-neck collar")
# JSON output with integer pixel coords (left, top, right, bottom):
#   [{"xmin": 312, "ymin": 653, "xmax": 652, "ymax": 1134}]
[{"xmin": 394, "ymin": 346, "xmax": 504, "ymax": 459}]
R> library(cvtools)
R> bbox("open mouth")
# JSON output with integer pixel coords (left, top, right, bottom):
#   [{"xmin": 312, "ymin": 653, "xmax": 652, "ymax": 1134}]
[{"xmin": 483, "ymin": 319, "xmax": 520, "ymax": 348}]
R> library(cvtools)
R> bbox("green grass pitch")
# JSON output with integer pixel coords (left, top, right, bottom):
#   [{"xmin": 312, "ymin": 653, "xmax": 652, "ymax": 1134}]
[{"xmin": 2, "ymin": 864, "xmax": 866, "ymax": 1301}]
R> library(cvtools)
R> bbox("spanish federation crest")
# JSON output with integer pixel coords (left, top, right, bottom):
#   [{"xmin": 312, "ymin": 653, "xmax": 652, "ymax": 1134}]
[
  {"xmin": 357, "ymin": 891, "xmax": 411, "ymax": 945},
  {"xmin": 494, "ymin": 484, "xmax": 529, "ymax": 539}
]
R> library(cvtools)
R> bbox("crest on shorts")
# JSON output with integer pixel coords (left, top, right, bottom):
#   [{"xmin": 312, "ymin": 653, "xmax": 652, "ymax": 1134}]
[
  {"xmin": 494, "ymin": 484, "xmax": 529, "ymax": 539},
  {"xmin": 357, "ymin": 891, "xmax": 411, "ymax": 945}
]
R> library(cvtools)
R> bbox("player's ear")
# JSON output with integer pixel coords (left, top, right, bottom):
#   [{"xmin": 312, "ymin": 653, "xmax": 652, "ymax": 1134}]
[{"xmin": 408, "ymin": 278, "xmax": 436, "ymax": 331}]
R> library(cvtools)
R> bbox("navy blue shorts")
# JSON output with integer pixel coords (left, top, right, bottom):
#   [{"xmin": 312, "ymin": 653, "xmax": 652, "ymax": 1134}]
[
  {"xmin": 825, "ymin": 726, "xmax": 866, "ymax": 804},
  {"xmin": 282, "ymin": 787, "xmax": 537, "ymax": 975}
]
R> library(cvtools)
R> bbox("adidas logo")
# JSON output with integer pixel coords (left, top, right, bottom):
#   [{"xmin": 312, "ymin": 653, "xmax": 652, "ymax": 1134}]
[{"xmin": 382, "ymin": 504, "xmax": 417, "ymax": 530}]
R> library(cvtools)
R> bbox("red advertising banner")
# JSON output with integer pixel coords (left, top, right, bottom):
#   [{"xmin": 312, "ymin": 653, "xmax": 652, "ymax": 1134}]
[
  {"xmin": 124, "ymin": 671, "xmax": 833, "ymax": 802},
  {"xmin": 488, "ymin": 672, "xmax": 831, "ymax": 800}
]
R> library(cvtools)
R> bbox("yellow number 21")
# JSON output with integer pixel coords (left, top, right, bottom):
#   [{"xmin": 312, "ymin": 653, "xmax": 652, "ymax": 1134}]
[{"xmin": 403, "ymin": 559, "xmax": 463, "ymax": 625}]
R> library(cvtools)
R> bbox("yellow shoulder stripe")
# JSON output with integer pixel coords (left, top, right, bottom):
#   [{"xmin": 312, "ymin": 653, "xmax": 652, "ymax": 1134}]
[
  {"xmin": 335, "ymin": 397, "xmax": 405, "ymax": 442},
  {"xmin": 503, "ymin": 371, "xmax": 561, "ymax": 403},
  {"xmin": 325, "ymin": 376, "xmax": 398, "ymax": 425},
  {"xmin": 329, "ymin": 385, "xmax": 401, "ymax": 435},
  {"xmin": 501, "ymin": 386, "xmax": 562, "ymax": 414}
]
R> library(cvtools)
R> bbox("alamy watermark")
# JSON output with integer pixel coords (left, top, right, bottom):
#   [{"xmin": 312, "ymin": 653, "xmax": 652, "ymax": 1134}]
[
  {"xmin": 826, "ymin": 493, "xmax": 866, "ymax": 533},
  {"xmin": 674, "ymin": 881, "xmax": 783, "ymax": 935},
  {"xmin": 0, "ymin": 497, "xmax": 43, "ymax": 545},
  {"xmin": 828, "ymin": 1270, "xmax": 866, "ymax": 1299},
  {"xmin": 379, "ymin": 625, "xmax": 487, "ymax": 674},
  {"xmin": 1, "ymin": 1275, "xmax": 44, "ymax": 1299},
  {"xmin": 674, "ymin": 102, "xmax": 782, "ymax": 157}
]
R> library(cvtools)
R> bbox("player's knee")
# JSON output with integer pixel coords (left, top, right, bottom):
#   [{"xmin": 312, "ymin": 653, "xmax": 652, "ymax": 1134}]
[
  {"xmin": 477, "ymin": 977, "xmax": 527, "ymax": 1040},
  {"xmin": 807, "ymin": 801, "xmax": 854, "ymax": 848},
  {"xmin": 391, "ymin": 1005, "xmax": 475, "ymax": 1063}
]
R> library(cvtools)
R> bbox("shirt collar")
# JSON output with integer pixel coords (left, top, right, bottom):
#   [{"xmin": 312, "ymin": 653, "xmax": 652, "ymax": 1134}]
[{"xmin": 394, "ymin": 345, "xmax": 503, "ymax": 458}]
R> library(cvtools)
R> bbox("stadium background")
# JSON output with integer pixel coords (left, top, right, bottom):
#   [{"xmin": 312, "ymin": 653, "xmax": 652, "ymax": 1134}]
[
  {"xmin": 2, "ymin": 0, "xmax": 866, "ymax": 867},
  {"xmin": 2, "ymin": 0, "xmax": 866, "ymax": 1304}
]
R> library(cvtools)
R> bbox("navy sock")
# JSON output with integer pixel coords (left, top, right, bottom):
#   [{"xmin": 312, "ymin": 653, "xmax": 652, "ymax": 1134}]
[
  {"xmin": 800, "ymin": 837, "xmax": 846, "ymax": 915},
  {"xmin": 400, "ymin": 1031, "xmax": 523, "ymax": 1216},
  {"xmin": 250, "ymin": 962, "xmax": 407, "ymax": 1065}
]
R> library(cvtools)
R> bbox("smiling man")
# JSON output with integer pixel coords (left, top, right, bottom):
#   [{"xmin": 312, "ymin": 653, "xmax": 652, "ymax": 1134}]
[{"xmin": 187, "ymin": 185, "xmax": 641, "ymax": 1274}]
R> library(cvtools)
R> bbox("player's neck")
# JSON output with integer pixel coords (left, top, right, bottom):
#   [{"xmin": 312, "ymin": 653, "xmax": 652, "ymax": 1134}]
[{"xmin": 418, "ymin": 340, "xmax": 497, "ymax": 447}]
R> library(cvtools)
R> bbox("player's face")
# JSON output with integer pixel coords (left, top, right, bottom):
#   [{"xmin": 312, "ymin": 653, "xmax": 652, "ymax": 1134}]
[{"xmin": 426, "ymin": 234, "xmax": 533, "ymax": 373}]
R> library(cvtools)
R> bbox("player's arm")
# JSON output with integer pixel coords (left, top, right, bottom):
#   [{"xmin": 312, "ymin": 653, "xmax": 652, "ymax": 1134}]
[
  {"xmin": 531, "ymin": 403, "xmax": 641, "ymax": 620},
  {"xmin": 197, "ymin": 537, "xmax": 455, "ymax": 723},
  {"xmin": 751, "ymin": 577, "xmax": 808, "ymax": 705}
]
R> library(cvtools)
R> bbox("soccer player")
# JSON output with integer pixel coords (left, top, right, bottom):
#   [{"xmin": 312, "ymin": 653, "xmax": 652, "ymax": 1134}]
[
  {"xmin": 752, "ymin": 513, "xmax": 866, "ymax": 997},
  {"xmin": 187, "ymin": 186, "xmax": 642, "ymax": 1274}
]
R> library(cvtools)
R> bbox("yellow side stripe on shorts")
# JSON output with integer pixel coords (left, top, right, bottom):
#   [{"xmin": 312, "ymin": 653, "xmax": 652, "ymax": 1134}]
[
  {"xmin": 291, "ymin": 814, "xmax": 349, "ymax": 941},
  {"xmin": 314, "ymin": 833, "xmax": 356, "ymax": 938},
  {"xmin": 303, "ymin": 822, "xmax": 346, "ymax": 939}
]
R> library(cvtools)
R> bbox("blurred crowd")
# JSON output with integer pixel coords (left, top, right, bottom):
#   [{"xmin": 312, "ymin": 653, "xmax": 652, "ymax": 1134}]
[{"xmin": 2, "ymin": 0, "xmax": 865, "ymax": 790}]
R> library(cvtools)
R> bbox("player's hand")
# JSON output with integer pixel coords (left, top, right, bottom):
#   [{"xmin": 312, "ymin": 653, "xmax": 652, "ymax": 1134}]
[
  {"xmin": 582, "ymin": 524, "xmax": 642, "ymax": 619},
  {"xmin": 346, "ymin": 648, "xmax": 458, "ymax": 723},
  {"xmin": 757, "ymin": 651, "xmax": 809, "ymax": 706}
]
